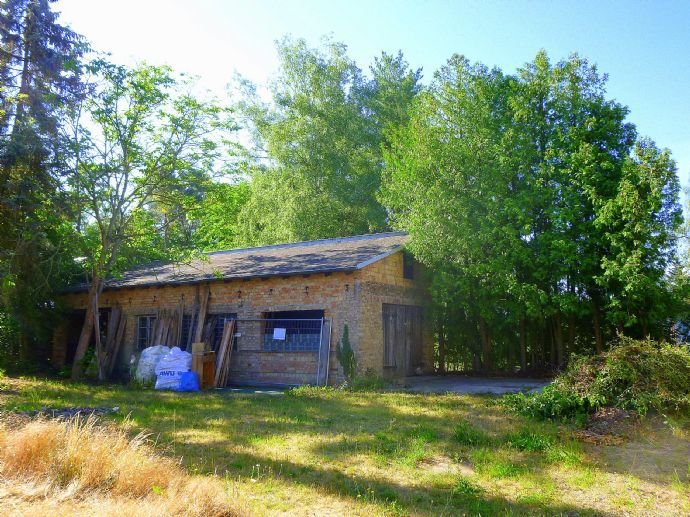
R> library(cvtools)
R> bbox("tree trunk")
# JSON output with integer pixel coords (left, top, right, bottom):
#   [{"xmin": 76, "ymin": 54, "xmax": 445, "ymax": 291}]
[
  {"xmin": 519, "ymin": 318, "xmax": 527, "ymax": 372},
  {"xmin": 92, "ymin": 292, "xmax": 105, "ymax": 381},
  {"xmin": 567, "ymin": 314, "xmax": 576, "ymax": 356},
  {"xmin": 640, "ymin": 316, "xmax": 649, "ymax": 339},
  {"xmin": 552, "ymin": 313, "xmax": 565, "ymax": 369},
  {"xmin": 592, "ymin": 302, "xmax": 603, "ymax": 354},
  {"xmin": 11, "ymin": 7, "xmax": 33, "ymax": 136},
  {"xmin": 549, "ymin": 317, "xmax": 556, "ymax": 368},
  {"xmin": 437, "ymin": 320, "xmax": 446, "ymax": 374},
  {"xmin": 71, "ymin": 278, "xmax": 102, "ymax": 380},
  {"xmin": 478, "ymin": 317, "xmax": 492, "ymax": 373}
]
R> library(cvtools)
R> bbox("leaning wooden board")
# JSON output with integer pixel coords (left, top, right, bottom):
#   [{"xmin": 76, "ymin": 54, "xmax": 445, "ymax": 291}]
[{"xmin": 214, "ymin": 319, "xmax": 236, "ymax": 388}]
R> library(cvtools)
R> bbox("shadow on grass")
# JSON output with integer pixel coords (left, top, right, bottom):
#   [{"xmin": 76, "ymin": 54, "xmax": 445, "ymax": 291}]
[
  {"xmin": 5, "ymin": 378, "xmax": 685, "ymax": 512},
  {"xmin": 192, "ymin": 447, "xmax": 611, "ymax": 516}
]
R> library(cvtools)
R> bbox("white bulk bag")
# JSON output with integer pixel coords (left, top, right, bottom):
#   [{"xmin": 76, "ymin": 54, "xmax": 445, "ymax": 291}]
[
  {"xmin": 154, "ymin": 346, "xmax": 192, "ymax": 390},
  {"xmin": 135, "ymin": 345, "xmax": 170, "ymax": 383}
]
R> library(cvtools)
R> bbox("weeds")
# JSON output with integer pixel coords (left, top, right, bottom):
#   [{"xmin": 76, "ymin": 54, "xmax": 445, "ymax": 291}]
[
  {"xmin": 504, "ymin": 337, "xmax": 690, "ymax": 420},
  {"xmin": 452, "ymin": 477, "xmax": 484, "ymax": 497},
  {"xmin": 507, "ymin": 428, "xmax": 554, "ymax": 452},
  {"xmin": 453, "ymin": 421, "xmax": 490, "ymax": 446}
]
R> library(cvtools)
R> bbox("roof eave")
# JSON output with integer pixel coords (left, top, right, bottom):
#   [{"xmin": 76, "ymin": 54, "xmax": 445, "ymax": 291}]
[
  {"xmin": 355, "ymin": 245, "xmax": 404, "ymax": 270},
  {"xmin": 63, "ymin": 265, "xmax": 362, "ymax": 294}
]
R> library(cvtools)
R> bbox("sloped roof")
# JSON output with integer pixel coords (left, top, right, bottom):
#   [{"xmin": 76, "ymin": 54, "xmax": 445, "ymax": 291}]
[{"xmin": 70, "ymin": 232, "xmax": 408, "ymax": 292}]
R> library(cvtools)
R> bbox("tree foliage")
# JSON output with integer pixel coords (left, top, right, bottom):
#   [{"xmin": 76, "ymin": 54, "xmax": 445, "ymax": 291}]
[
  {"xmin": 0, "ymin": 0, "xmax": 86, "ymax": 368},
  {"xmin": 0, "ymin": 20, "xmax": 684, "ymax": 379},
  {"xmin": 67, "ymin": 60, "xmax": 237, "ymax": 379},
  {"xmin": 382, "ymin": 51, "xmax": 683, "ymax": 372},
  {"xmin": 238, "ymin": 38, "xmax": 421, "ymax": 245}
]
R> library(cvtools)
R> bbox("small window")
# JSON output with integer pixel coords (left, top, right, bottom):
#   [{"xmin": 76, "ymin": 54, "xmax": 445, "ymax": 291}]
[
  {"xmin": 137, "ymin": 315, "xmax": 157, "ymax": 350},
  {"xmin": 263, "ymin": 310, "xmax": 324, "ymax": 352},
  {"xmin": 403, "ymin": 251, "xmax": 415, "ymax": 280}
]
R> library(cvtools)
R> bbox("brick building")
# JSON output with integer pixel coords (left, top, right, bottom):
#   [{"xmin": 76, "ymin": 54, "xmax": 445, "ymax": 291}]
[{"xmin": 54, "ymin": 232, "xmax": 433, "ymax": 386}]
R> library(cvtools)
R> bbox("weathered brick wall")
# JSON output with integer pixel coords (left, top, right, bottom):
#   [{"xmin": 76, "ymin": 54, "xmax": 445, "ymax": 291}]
[
  {"xmin": 59, "ymin": 271, "xmax": 363, "ymax": 385},
  {"xmin": 57, "ymin": 249, "xmax": 433, "ymax": 384},
  {"xmin": 357, "ymin": 253, "xmax": 434, "ymax": 375}
]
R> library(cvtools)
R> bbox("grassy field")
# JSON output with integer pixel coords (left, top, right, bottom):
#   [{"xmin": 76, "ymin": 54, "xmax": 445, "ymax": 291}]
[{"xmin": 1, "ymin": 377, "xmax": 689, "ymax": 516}]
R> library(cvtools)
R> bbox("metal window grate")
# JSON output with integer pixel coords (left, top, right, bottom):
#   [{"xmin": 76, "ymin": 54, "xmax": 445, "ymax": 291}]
[
  {"xmin": 263, "ymin": 318, "xmax": 323, "ymax": 352},
  {"xmin": 181, "ymin": 314, "xmax": 195, "ymax": 348}
]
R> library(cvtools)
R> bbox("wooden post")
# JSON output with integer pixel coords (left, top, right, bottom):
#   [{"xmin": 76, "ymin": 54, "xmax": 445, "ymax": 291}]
[{"xmin": 193, "ymin": 286, "xmax": 210, "ymax": 344}]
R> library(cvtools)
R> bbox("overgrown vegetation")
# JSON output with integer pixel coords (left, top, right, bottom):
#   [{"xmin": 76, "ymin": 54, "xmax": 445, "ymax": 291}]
[
  {"xmin": 504, "ymin": 337, "xmax": 690, "ymax": 419},
  {"xmin": 335, "ymin": 324, "xmax": 357, "ymax": 382},
  {"xmin": 2, "ymin": 377, "xmax": 688, "ymax": 515}
]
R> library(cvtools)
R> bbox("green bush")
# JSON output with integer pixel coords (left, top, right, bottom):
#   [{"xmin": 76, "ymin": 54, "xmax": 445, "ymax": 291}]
[
  {"xmin": 503, "ymin": 383, "xmax": 588, "ymax": 421},
  {"xmin": 504, "ymin": 336, "xmax": 690, "ymax": 419},
  {"xmin": 335, "ymin": 324, "xmax": 357, "ymax": 382}
]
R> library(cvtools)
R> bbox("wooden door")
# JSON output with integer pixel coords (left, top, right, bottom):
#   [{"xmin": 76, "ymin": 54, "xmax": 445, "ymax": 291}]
[{"xmin": 383, "ymin": 304, "xmax": 423, "ymax": 376}]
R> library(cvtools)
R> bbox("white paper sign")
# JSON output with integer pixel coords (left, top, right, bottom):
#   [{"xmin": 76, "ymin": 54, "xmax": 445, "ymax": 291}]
[{"xmin": 273, "ymin": 327, "xmax": 286, "ymax": 340}]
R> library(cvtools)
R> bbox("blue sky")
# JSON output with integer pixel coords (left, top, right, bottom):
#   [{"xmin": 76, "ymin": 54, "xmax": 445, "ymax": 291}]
[{"xmin": 57, "ymin": 0, "xmax": 690, "ymax": 185}]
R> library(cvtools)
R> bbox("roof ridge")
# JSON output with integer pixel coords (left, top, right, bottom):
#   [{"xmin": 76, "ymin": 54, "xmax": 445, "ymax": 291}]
[{"xmin": 205, "ymin": 231, "xmax": 407, "ymax": 256}]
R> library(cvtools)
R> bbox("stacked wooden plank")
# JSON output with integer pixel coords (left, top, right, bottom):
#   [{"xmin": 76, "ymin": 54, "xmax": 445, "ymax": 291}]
[
  {"xmin": 214, "ymin": 319, "xmax": 236, "ymax": 388},
  {"xmin": 149, "ymin": 307, "xmax": 184, "ymax": 347},
  {"xmin": 95, "ymin": 303, "xmax": 128, "ymax": 379},
  {"xmin": 193, "ymin": 286, "xmax": 210, "ymax": 343},
  {"xmin": 103, "ymin": 304, "xmax": 127, "ymax": 377}
]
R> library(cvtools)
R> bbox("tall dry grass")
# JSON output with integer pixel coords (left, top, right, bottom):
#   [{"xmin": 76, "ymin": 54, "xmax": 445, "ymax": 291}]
[{"xmin": 0, "ymin": 415, "xmax": 242, "ymax": 516}]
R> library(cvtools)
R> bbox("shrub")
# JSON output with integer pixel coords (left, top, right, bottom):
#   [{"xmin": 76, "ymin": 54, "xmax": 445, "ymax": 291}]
[
  {"xmin": 504, "ymin": 336, "xmax": 690, "ymax": 419},
  {"xmin": 335, "ymin": 324, "xmax": 357, "ymax": 382},
  {"xmin": 503, "ymin": 383, "xmax": 588, "ymax": 421}
]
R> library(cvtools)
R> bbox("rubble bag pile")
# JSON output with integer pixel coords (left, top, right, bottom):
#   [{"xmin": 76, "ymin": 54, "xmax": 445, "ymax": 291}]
[
  {"xmin": 134, "ymin": 345, "xmax": 170, "ymax": 383},
  {"xmin": 154, "ymin": 346, "xmax": 196, "ymax": 391}
]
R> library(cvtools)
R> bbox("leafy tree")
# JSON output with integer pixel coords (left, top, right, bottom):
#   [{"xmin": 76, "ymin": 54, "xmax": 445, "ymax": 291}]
[
  {"xmin": 0, "ymin": 0, "xmax": 86, "ymax": 367},
  {"xmin": 509, "ymin": 52, "xmax": 638, "ymax": 362},
  {"xmin": 382, "ymin": 55, "xmax": 520, "ymax": 371},
  {"xmin": 67, "ymin": 60, "xmax": 236, "ymax": 379},
  {"xmin": 193, "ymin": 181, "xmax": 250, "ymax": 251},
  {"xmin": 596, "ymin": 139, "xmax": 682, "ymax": 335},
  {"xmin": 383, "ymin": 51, "xmax": 683, "ymax": 372},
  {"xmin": 237, "ymin": 38, "xmax": 421, "ymax": 245}
]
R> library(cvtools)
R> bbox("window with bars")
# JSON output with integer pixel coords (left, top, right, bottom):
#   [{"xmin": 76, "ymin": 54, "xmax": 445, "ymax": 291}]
[
  {"xmin": 180, "ymin": 314, "xmax": 196, "ymax": 349},
  {"xmin": 137, "ymin": 315, "xmax": 157, "ymax": 350},
  {"xmin": 263, "ymin": 310, "xmax": 324, "ymax": 352}
]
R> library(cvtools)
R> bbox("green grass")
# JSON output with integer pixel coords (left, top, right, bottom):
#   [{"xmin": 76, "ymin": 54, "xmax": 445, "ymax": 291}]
[
  {"xmin": 1, "ymin": 377, "xmax": 689, "ymax": 516},
  {"xmin": 506, "ymin": 428, "xmax": 555, "ymax": 452},
  {"xmin": 452, "ymin": 421, "xmax": 490, "ymax": 446}
]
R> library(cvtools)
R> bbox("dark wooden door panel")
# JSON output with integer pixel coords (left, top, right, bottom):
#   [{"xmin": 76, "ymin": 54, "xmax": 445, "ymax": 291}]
[{"xmin": 383, "ymin": 304, "xmax": 423, "ymax": 376}]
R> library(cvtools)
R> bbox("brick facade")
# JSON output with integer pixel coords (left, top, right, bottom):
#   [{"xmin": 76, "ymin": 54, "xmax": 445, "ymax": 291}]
[{"xmin": 54, "ymin": 250, "xmax": 432, "ymax": 385}]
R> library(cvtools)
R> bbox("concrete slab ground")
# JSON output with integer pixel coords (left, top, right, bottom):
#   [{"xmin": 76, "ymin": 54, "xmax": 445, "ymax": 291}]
[{"xmin": 402, "ymin": 375, "xmax": 551, "ymax": 394}]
